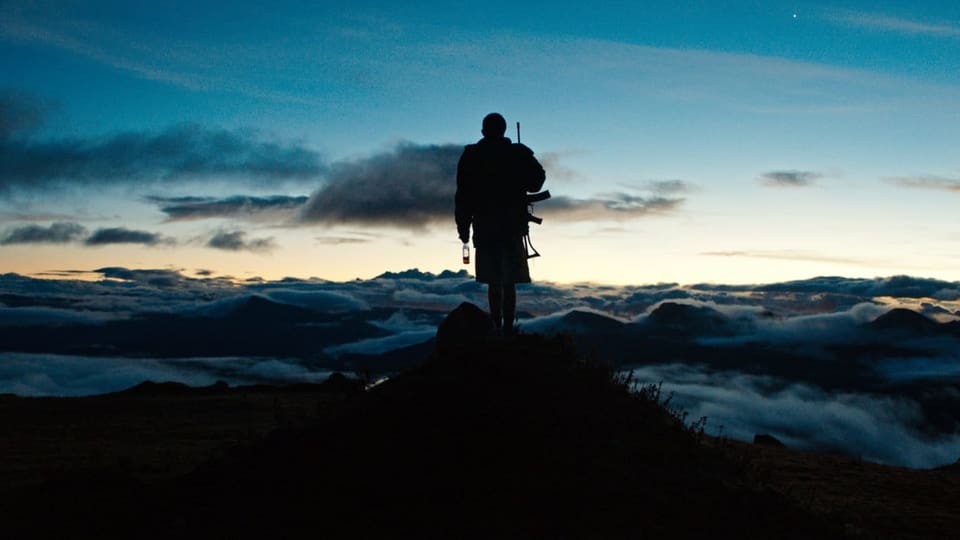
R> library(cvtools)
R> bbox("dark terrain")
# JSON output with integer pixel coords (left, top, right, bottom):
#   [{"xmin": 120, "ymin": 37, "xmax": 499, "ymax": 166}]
[{"xmin": 2, "ymin": 311, "xmax": 959, "ymax": 539}]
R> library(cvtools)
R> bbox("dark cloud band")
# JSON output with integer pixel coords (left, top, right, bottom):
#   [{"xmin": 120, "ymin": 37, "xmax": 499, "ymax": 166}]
[
  {"xmin": 759, "ymin": 170, "xmax": 823, "ymax": 187},
  {"xmin": 0, "ymin": 222, "xmax": 87, "ymax": 245},
  {"xmin": 298, "ymin": 143, "xmax": 462, "ymax": 228},
  {"xmin": 0, "ymin": 95, "xmax": 326, "ymax": 193},
  {"xmin": 148, "ymin": 195, "xmax": 309, "ymax": 221},
  {"xmin": 888, "ymin": 176, "xmax": 960, "ymax": 192},
  {"xmin": 207, "ymin": 230, "xmax": 275, "ymax": 252},
  {"xmin": 0, "ymin": 222, "xmax": 173, "ymax": 247},
  {"xmin": 85, "ymin": 227, "xmax": 170, "ymax": 246}
]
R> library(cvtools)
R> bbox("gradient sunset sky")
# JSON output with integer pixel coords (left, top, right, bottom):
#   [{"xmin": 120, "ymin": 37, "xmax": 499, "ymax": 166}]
[{"xmin": 1, "ymin": 1, "xmax": 959, "ymax": 285}]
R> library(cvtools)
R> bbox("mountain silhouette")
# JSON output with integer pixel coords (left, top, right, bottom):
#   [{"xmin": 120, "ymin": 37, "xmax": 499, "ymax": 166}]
[
  {"xmin": 374, "ymin": 268, "xmax": 470, "ymax": 281},
  {"xmin": 225, "ymin": 294, "xmax": 324, "ymax": 323},
  {"xmin": 644, "ymin": 301, "xmax": 741, "ymax": 337},
  {"xmin": 558, "ymin": 309, "xmax": 625, "ymax": 329},
  {"xmin": 866, "ymin": 308, "xmax": 943, "ymax": 336},
  {"xmin": 535, "ymin": 309, "xmax": 626, "ymax": 334}
]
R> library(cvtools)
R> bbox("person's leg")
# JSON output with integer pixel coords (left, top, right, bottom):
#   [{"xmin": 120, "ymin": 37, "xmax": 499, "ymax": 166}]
[
  {"xmin": 503, "ymin": 283, "xmax": 517, "ymax": 335},
  {"xmin": 488, "ymin": 284, "xmax": 503, "ymax": 329}
]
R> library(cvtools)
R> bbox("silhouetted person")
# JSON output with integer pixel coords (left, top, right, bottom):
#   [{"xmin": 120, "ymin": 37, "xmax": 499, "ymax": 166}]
[{"xmin": 456, "ymin": 113, "xmax": 546, "ymax": 335}]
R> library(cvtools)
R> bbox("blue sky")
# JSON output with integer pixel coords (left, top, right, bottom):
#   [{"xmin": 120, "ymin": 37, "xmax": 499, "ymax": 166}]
[{"xmin": 1, "ymin": 1, "xmax": 959, "ymax": 284}]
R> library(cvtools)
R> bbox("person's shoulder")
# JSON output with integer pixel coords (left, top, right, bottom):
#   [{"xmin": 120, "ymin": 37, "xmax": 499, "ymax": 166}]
[
  {"xmin": 462, "ymin": 141, "xmax": 485, "ymax": 154},
  {"xmin": 459, "ymin": 143, "xmax": 480, "ymax": 161}
]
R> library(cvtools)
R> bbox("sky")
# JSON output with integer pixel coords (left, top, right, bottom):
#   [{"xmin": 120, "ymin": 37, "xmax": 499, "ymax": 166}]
[{"xmin": 1, "ymin": 0, "xmax": 960, "ymax": 285}]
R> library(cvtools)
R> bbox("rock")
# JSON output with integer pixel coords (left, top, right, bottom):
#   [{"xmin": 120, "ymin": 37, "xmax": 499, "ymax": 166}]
[
  {"xmin": 753, "ymin": 433, "xmax": 786, "ymax": 448},
  {"xmin": 435, "ymin": 302, "xmax": 495, "ymax": 357}
]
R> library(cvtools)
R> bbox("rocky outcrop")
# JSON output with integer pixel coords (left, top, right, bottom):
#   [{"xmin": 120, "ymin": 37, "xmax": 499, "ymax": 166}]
[{"xmin": 435, "ymin": 301, "xmax": 495, "ymax": 357}]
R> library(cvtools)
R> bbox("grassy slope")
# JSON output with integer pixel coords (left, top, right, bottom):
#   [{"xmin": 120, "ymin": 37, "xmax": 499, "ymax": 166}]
[{"xmin": 0, "ymin": 334, "xmax": 956, "ymax": 538}]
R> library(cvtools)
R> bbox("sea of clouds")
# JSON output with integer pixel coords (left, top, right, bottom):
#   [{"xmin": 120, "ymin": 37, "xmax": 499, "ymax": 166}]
[{"xmin": 2, "ymin": 269, "xmax": 959, "ymax": 467}]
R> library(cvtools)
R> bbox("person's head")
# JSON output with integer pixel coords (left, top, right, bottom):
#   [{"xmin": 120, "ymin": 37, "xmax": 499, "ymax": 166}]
[{"xmin": 481, "ymin": 113, "xmax": 507, "ymax": 138}]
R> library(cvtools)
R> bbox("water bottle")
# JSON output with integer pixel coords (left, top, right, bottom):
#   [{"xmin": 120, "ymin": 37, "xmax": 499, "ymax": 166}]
[{"xmin": 462, "ymin": 243, "xmax": 470, "ymax": 265}]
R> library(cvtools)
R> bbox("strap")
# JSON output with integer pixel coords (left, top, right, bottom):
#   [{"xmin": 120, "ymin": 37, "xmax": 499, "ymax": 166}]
[{"xmin": 524, "ymin": 234, "xmax": 540, "ymax": 259}]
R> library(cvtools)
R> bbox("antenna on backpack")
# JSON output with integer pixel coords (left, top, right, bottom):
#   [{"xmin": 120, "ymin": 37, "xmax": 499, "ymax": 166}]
[{"xmin": 516, "ymin": 122, "xmax": 521, "ymax": 144}]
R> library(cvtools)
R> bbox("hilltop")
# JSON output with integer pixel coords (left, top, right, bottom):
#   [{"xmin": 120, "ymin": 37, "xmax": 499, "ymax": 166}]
[{"xmin": 0, "ymin": 304, "xmax": 958, "ymax": 538}]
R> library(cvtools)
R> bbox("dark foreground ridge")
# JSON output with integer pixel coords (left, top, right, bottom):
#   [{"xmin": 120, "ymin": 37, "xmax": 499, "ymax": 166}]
[{"xmin": 2, "ymin": 303, "xmax": 956, "ymax": 538}]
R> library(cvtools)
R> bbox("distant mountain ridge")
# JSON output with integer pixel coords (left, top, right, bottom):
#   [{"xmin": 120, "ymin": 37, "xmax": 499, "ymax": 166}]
[{"xmin": 374, "ymin": 268, "xmax": 471, "ymax": 280}]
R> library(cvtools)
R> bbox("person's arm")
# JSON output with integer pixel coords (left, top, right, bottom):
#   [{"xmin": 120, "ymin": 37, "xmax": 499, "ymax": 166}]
[{"xmin": 454, "ymin": 147, "xmax": 474, "ymax": 243}]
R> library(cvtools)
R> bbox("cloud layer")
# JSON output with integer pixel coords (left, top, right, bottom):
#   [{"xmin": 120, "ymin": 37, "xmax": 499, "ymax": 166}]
[
  {"xmin": 0, "ymin": 95, "xmax": 325, "ymax": 194},
  {"xmin": 2, "ymin": 268, "xmax": 960, "ymax": 467},
  {"xmin": 630, "ymin": 364, "xmax": 960, "ymax": 468}
]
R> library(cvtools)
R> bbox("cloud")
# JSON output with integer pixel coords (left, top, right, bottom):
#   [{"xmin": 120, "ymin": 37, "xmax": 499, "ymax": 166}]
[
  {"xmin": 0, "ymin": 353, "xmax": 336, "ymax": 396},
  {"xmin": 324, "ymin": 329, "xmax": 435, "ymax": 357},
  {"xmin": 877, "ymin": 354, "xmax": 960, "ymax": 383},
  {"xmin": 1, "ymin": 223, "xmax": 171, "ymax": 248},
  {"xmin": 694, "ymin": 301, "xmax": 888, "ymax": 348},
  {"xmin": 887, "ymin": 175, "xmax": 960, "ymax": 192},
  {"xmin": 314, "ymin": 235, "xmax": 374, "ymax": 245},
  {"xmin": 539, "ymin": 193, "xmax": 684, "ymax": 221},
  {"xmin": 831, "ymin": 11, "xmax": 960, "ymax": 38},
  {"xmin": 629, "ymin": 364, "xmax": 960, "ymax": 468},
  {"xmin": 391, "ymin": 289, "xmax": 471, "ymax": 310},
  {"xmin": 296, "ymin": 143, "xmax": 689, "ymax": 229},
  {"xmin": 538, "ymin": 151, "xmax": 588, "ymax": 183},
  {"xmin": 0, "ymin": 9, "xmax": 323, "ymax": 105},
  {"xmin": 148, "ymin": 194, "xmax": 309, "ymax": 222},
  {"xmin": 700, "ymin": 250, "xmax": 892, "ymax": 268},
  {"xmin": 647, "ymin": 180, "xmax": 697, "ymax": 195},
  {"xmin": 0, "ymin": 306, "xmax": 115, "ymax": 326},
  {"xmin": 0, "ymin": 94, "xmax": 325, "ymax": 194},
  {"xmin": 618, "ymin": 180, "xmax": 697, "ymax": 195},
  {"xmin": 0, "ymin": 211, "xmax": 98, "ymax": 223},
  {"xmin": 94, "ymin": 266, "xmax": 192, "ymax": 288},
  {"xmin": 298, "ymin": 143, "xmax": 461, "ymax": 228},
  {"xmin": 206, "ymin": 230, "xmax": 276, "ymax": 252},
  {"xmin": 759, "ymin": 170, "xmax": 824, "ymax": 187},
  {"xmin": 754, "ymin": 275, "xmax": 960, "ymax": 301},
  {"xmin": 262, "ymin": 289, "xmax": 370, "ymax": 313},
  {"xmin": 0, "ymin": 222, "xmax": 86, "ymax": 245},
  {"xmin": 241, "ymin": 359, "xmax": 331, "ymax": 383},
  {"xmin": 0, "ymin": 89, "xmax": 48, "ymax": 139},
  {"xmin": 4, "ymin": 267, "xmax": 960, "ymax": 471},
  {"xmin": 84, "ymin": 227, "xmax": 171, "ymax": 246},
  {"xmin": 0, "ymin": 353, "xmax": 220, "ymax": 397}
]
